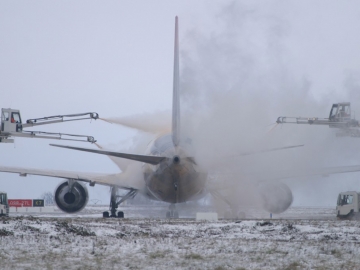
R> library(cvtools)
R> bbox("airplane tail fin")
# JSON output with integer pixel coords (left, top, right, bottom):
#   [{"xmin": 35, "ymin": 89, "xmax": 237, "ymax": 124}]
[{"xmin": 172, "ymin": 16, "xmax": 180, "ymax": 147}]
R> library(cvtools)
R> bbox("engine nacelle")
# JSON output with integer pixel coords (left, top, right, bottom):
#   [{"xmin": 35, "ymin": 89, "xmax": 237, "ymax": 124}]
[
  {"xmin": 54, "ymin": 180, "xmax": 89, "ymax": 213},
  {"xmin": 259, "ymin": 182, "xmax": 293, "ymax": 214}
]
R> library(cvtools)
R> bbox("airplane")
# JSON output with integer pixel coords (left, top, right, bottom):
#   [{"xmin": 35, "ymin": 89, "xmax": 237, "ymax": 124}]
[{"xmin": 1, "ymin": 17, "xmax": 360, "ymax": 218}]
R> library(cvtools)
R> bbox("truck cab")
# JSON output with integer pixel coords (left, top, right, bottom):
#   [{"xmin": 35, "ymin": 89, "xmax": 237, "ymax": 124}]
[
  {"xmin": 1, "ymin": 108, "xmax": 22, "ymax": 133},
  {"xmin": 329, "ymin": 103, "xmax": 351, "ymax": 122},
  {"xmin": 336, "ymin": 191, "xmax": 360, "ymax": 219}
]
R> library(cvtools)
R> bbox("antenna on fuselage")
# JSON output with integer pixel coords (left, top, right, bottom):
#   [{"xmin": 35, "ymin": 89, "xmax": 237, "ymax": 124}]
[{"xmin": 172, "ymin": 16, "xmax": 180, "ymax": 147}]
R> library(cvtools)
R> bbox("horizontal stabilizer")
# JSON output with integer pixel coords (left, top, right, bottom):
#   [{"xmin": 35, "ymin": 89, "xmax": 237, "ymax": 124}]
[{"xmin": 50, "ymin": 144, "xmax": 166, "ymax": 165}]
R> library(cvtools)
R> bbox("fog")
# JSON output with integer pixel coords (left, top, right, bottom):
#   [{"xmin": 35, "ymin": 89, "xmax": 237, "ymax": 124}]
[
  {"xmin": 102, "ymin": 111, "xmax": 171, "ymax": 134},
  {"xmin": 1, "ymin": 1, "xmax": 360, "ymax": 209},
  {"xmin": 179, "ymin": 2, "xmax": 360, "ymax": 208}
]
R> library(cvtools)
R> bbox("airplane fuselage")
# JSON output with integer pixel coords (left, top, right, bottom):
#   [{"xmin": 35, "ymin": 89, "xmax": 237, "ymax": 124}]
[{"xmin": 143, "ymin": 134, "xmax": 207, "ymax": 203}]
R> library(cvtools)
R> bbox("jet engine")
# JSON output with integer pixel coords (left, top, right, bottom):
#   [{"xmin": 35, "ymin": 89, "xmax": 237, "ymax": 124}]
[
  {"xmin": 54, "ymin": 180, "xmax": 89, "ymax": 213},
  {"xmin": 259, "ymin": 182, "xmax": 293, "ymax": 214}
]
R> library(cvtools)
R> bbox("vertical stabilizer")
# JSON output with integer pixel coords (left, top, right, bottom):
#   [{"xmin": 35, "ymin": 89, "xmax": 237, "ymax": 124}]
[{"xmin": 172, "ymin": 16, "xmax": 180, "ymax": 146}]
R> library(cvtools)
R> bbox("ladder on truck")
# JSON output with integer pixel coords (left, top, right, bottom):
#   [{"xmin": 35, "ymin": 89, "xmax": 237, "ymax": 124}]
[{"xmin": 0, "ymin": 108, "xmax": 99, "ymax": 143}]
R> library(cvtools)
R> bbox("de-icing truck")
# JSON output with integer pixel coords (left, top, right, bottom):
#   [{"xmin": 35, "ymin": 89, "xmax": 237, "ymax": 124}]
[
  {"xmin": 336, "ymin": 191, "xmax": 360, "ymax": 220},
  {"xmin": 0, "ymin": 108, "xmax": 99, "ymax": 143}
]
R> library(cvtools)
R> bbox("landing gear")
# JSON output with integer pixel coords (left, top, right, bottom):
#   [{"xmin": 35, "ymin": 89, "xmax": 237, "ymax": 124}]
[
  {"xmin": 166, "ymin": 204, "xmax": 179, "ymax": 219},
  {"xmin": 117, "ymin": 211, "xmax": 124, "ymax": 218},
  {"xmin": 102, "ymin": 187, "xmax": 137, "ymax": 218},
  {"xmin": 110, "ymin": 187, "xmax": 117, "ymax": 217},
  {"xmin": 103, "ymin": 210, "xmax": 124, "ymax": 218}
]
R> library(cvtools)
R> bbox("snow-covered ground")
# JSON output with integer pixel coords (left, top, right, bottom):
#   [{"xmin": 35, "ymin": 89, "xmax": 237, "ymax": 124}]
[{"xmin": 1, "ymin": 206, "xmax": 358, "ymax": 270}]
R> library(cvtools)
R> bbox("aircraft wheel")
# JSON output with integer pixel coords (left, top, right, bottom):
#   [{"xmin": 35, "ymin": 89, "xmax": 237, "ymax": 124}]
[
  {"xmin": 117, "ymin": 211, "xmax": 124, "ymax": 218},
  {"xmin": 103, "ymin": 211, "xmax": 110, "ymax": 218}
]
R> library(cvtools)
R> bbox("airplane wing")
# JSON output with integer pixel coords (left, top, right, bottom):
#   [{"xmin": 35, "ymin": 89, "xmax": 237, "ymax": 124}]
[{"xmin": 0, "ymin": 165, "xmax": 145, "ymax": 190}]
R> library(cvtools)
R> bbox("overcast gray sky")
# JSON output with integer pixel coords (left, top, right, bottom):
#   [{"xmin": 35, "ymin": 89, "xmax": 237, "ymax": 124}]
[{"xmin": 1, "ymin": 1, "xmax": 360, "ymax": 207}]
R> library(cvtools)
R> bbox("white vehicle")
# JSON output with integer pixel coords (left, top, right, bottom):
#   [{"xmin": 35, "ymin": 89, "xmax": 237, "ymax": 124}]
[
  {"xmin": 276, "ymin": 102, "xmax": 360, "ymax": 138},
  {"xmin": 0, "ymin": 192, "xmax": 9, "ymax": 217},
  {"xmin": 336, "ymin": 191, "xmax": 360, "ymax": 219}
]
